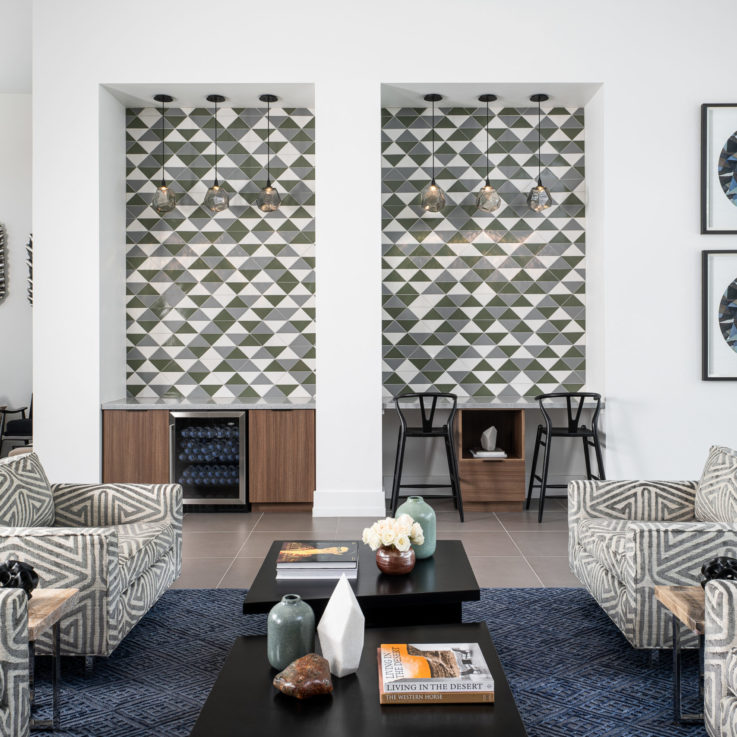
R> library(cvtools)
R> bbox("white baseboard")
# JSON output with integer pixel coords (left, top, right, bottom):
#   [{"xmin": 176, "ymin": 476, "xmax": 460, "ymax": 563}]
[{"xmin": 312, "ymin": 489, "xmax": 387, "ymax": 517}]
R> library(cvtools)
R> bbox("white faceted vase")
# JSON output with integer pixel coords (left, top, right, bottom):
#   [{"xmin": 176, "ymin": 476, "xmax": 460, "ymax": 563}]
[
  {"xmin": 317, "ymin": 574, "xmax": 365, "ymax": 677},
  {"xmin": 481, "ymin": 426, "xmax": 497, "ymax": 451}
]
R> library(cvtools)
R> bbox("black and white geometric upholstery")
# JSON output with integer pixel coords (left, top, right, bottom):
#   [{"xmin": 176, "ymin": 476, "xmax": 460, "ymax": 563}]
[
  {"xmin": 705, "ymin": 579, "xmax": 737, "ymax": 737},
  {"xmin": 0, "ymin": 453, "xmax": 182, "ymax": 657},
  {"xmin": 569, "ymin": 446, "xmax": 737, "ymax": 650},
  {"xmin": 0, "ymin": 589, "xmax": 29, "ymax": 737}
]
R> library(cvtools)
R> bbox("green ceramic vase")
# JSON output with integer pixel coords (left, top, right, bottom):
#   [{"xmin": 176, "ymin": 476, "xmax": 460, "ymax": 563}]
[
  {"xmin": 267, "ymin": 594, "xmax": 315, "ymax": 670},
  {"xmin": 396, "ymin": 495, "xmax": 436, "ymax": 559}
]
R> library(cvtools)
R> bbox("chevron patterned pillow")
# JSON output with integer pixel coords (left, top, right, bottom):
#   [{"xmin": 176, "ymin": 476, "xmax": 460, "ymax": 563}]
[
  {"xmin": 696, "ymin": 445, "xmax": 737, "ymax": 523},
  {"xmin": 0, "ymin": 452, "xmax": 54, "ymax": 527}
]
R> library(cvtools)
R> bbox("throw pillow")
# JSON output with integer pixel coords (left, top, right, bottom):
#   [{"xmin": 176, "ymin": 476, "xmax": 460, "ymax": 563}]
[
  {"xmin": 0, "ymin": 452, "xmax": 54, "ymax": 526},
  {"xmin": 696, "ymin": 445, "xmax": 737, "ymax": 523}
]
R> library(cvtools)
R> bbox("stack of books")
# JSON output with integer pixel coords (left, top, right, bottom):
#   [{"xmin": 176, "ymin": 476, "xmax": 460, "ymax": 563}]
[
  {"xmin": 377, "ymin": 641, "xmax": 494, "ymax": 704},
  {"xmin": 470, "ymin": 447, "xmax": 507, "ymax": 459},
  {"xmin": 275, "ymin": 541, "xmax": 359, "ymax": 580}
]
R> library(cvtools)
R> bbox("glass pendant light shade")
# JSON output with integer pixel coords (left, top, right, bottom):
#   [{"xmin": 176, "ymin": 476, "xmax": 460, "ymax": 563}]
[
  {"xmin": 527, "ymin": 180, "xmax": 552, "ymax": 212},
  {"xmin": 204, "ymin": 94, "xmax": 229, "ymax": 213},
  {"xmin": 204, "ymin": 182, "xmax": 230, "ymax": 213},
  {"xmin": 151, "ymin": 94, "xmax": 176, "ymax": 214},
  {"xmin": 420, "ymin": 93, "xmax": 445, "ymax": 213},
  {"xmin": 421, "ymin": 180, "xmax": 446, "ymax": 212},
  {"xmin": 257, "ymin": 181, "xmax": 281, "ymax": 212},
  {"xmin": 528, "ymin": 93, "xmax": 553, "ymax": 213},
  {"xmin": 477, "ymin": 181, "xmax": 502, "ymax": 213},
  {"xmin": 258, "ymin": 94, "xmax": 280, "ymax": 212}
]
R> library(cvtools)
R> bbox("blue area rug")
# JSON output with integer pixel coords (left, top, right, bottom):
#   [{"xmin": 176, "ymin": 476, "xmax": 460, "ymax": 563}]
[{"xmin": 32, "ymin": 587, "xmax": 705, "ymax": 736}]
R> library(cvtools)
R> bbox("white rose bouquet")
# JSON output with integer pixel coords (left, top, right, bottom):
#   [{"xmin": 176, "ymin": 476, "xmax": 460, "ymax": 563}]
[{"xmin": 361, "ymin": 514, "xmax": 424, "ymax": 553}]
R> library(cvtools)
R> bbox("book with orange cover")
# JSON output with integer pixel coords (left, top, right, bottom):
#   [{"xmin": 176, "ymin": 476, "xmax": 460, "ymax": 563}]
[{"xmin": 377, "ymin": 643, "xmax": 494, "ymax": 704}]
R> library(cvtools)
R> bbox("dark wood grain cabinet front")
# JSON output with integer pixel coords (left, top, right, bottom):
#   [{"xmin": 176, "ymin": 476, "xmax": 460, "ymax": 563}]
[
  {"xmin": 102, "ymin": 410, "xmax": 170, "ymax": 484},
  {"xmin": 248, "ymin": 410, "xmax": 315, "ymax": 503}
]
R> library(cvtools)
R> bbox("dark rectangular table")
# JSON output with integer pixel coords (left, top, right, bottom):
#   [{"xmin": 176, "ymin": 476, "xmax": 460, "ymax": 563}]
[
  {"xmin": 242, "ymin": 540, "xmax": 480, "ymax": 625},
  {"xmin": 190, "ymin": 622, "xmax": 527, "ymax": 737}
]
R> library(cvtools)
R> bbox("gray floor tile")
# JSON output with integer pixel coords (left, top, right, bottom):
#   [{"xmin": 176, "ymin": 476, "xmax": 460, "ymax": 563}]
[
  {"xmin": 469, "ymin": 556, "xmax": 542, "ymax": 588},
  {"xmin": 438, "ymin": 530, "xmax": 518, "ymax": 556},
  {"xmin": 182, "ymin": 531, "xmax": 249, "ymax": 559},
  {"xmin": 219, "ymin": 557, "xmax": 265, "ymax": 589},
  {"xmin": 496, "ymin": 509, "xmax": 569, "ymax": 531},
  {"xmin": 436, "ymin": 511, "xmax": 504, "ymax": 532},
  {"xmin": 253, "ymin": 513, "xmax": 338, "ymax": 533},
  {"xmin": 184, "ymin": 512, "xmax": 261, "ymax": 534},
  {"xmin": 526, "ymin": 556, "xmax": 582, "ymax": 587},
  {"xmin": 507, "ymin": 531, "xmax": 569, "ymax": 557},
  {"xmin": 173, "ymin": 558, "xmax": 233, "ymax": 589}
]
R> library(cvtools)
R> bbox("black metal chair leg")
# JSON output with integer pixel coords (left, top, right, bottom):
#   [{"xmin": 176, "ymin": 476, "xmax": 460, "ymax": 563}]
[
  {"xmin": 444, "ymin": 430, "xmax": 463, "ymax": 522},
  {"xmin": 526, "ymin": 426, "xmax": 542, "ymax": 510},
  {"xmin": 390, "ymin": 429, "xmax": 407, "ymax": 516},
  {"xmin": 538, "ymin": 434, "xmax": 551, "ymax": 523},
  {"xmin": 593, "ymin": 431, "xmax": 606, "ymax": 480},
  {"xmin": 582, "ymin": 436, "xmax": 593, "ymax": 480}
]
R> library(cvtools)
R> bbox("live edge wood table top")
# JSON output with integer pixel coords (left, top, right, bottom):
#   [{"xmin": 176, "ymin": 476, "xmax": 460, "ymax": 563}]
[
  {"xmin": 28, "ymin": 588, "xmax": 80, "ymax": 641},
  {"xmin": 654, "ymin": 585, "xmax": 705, "ymax": 635},
  {"xmin": 190, "ymin": 622, "xmax": 528, "ymax": 737},
  {"xmin": 243, "ymin": 540, "xmax": 480, "ymax": 626}
]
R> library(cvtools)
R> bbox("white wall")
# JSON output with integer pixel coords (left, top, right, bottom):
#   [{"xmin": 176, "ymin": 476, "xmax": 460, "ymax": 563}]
[
  {"xmin": 0, "ymin": 93, "xmax": 32, "ymax": 413},
  {"xmin": 30, "ymin": 0, "xmax": 737, "ymax": 492}
]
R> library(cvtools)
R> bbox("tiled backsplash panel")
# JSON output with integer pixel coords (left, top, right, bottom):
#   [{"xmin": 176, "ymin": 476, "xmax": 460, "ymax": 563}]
[
  {"xmin": 126, "ymin": 107, "xmax": 315, "ymax": 400},
  {"xmin": 382, "ymin": 106, "xmax": 585, "ymax": 401}
]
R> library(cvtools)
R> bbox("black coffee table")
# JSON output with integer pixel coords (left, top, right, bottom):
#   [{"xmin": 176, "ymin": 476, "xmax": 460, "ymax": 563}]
[
  {"xmin": 242, "ymin": 540, "xmax": 480, "ymax": 625},
  {"xmin": 190, "ymin": 622, "xmax": 527, "ymax": 737}
]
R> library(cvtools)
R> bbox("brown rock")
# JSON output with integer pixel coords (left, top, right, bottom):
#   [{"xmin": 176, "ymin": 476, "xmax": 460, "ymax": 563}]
[{"xmin": 273, "ymin": 653, "xmax": 334, "ymax": 699}]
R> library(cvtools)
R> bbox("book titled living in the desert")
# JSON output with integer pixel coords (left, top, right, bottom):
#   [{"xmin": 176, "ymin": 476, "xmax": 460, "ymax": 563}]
[
  {"xmin": 377, "ymin": 643, "xmax": 494, "ymax": 704},
  {"xmin": 276, "ymin": 541, "xmax": 358, "ymax": 568}
]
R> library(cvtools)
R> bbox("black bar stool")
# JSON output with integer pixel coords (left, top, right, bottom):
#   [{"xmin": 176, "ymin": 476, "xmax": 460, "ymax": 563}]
[
  {"xmin": 389, "ymin": 392, "xmax": 464, "ymax": 522},
  {"xmin": 525, "ymin": 392, "xmax": 605, "ymax": 523}
]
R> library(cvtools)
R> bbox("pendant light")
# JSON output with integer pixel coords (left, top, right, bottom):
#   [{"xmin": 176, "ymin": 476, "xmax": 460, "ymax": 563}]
[
  {"xmin": 151, "ymin": 94, "xmax": 176, "ymax": 215},
  {"xmin": 527, "ymin": 93, "xmax": 553, "ymax": 212},
  {"xmin": 476, "ymin": 94, "xmax": 502, "ymax": 213},
  {"xmin": 257, "ymin": 94, "xmax": 281, "ymax": 212},
  {"xmin": 203, "ymin": 94, "xmax": 230, "ymax": 213},
  {"xmin": 420, "ymin": 93, "xmax": 446, "ymax": 213}
]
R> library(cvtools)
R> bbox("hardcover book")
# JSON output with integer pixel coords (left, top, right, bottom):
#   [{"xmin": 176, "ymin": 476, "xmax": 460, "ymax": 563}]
[
  {"xmin": 276, "ymin": 541, "xmax": 359, "ymax": 569},
  {"xmin": 377, "ymin": 642, "xmax": 494, "ymax": 704},
  {"xmin": 276, "ymin": 568, "xmax": 358, "ymax": 580}
]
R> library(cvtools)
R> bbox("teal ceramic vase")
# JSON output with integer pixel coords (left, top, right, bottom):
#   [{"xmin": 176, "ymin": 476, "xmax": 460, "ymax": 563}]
[
  {"xmin": 267, "ymin": 594, "xmax": 315, "ymax": 670},
  {"xmin": 396, "ymin": 495, "xmax": 436, "ymax": 559}
]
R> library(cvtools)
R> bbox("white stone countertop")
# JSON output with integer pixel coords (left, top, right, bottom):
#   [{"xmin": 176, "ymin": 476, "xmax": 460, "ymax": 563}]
[{"xmin": 102, "ymin": 397, "xmax": 316, "ymax": 410}]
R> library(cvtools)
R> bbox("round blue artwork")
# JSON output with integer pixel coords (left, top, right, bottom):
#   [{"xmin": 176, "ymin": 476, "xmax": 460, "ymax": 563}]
[
  {"xmin": 719, "ymin": 278, "xmax": 737, "ymax": 351},
  {"xmin": 718, "ymin": 133, "xmax": 737, "ymax": 205}
]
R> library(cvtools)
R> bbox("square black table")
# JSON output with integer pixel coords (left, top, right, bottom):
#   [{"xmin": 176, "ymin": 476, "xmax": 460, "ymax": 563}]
[
  {"xmin": 190, "ymin": 622, "xmax": 528, "ymax": 737},
  {"xmin": 242, "ymin": 540, "xmax": 480, "ymax": 626}
]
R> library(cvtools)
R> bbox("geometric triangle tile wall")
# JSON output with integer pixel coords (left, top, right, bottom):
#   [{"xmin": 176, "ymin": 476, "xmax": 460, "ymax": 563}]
[
  {"xmin": 382, "ymin": 106, "xmax": 585, "ymax": 401},
  {"xmin": 126, "ymin": 106, "xmax": 315, "ymax": 400}
]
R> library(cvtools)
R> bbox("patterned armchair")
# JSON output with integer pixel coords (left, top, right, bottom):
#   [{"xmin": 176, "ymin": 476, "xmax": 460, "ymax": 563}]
[
  {"xmin": 569, "ymin": 445, "xmax": 737, "ymax": 649},
  {"xmin": 0, "ymin": 452, "xmax": 182, "ymax": 657},
  {"xmin": 0, "ymin": 589, "xmax": 29, "ymax": 737}
]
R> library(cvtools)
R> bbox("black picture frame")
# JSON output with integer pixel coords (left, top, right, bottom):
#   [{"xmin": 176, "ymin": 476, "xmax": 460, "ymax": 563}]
[
  {"xmin": 702, "ymin": 249, "xmax": 737, "ymax": 380},
  {"xmin": 701, "ymin": 103, "xmax": 737, "ymax": 234}
]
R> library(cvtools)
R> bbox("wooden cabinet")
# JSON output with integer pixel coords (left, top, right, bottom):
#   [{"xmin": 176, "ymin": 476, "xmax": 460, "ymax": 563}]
[
  {"xmin": 454, "ymin": 409, "xmax": 525, "ymax": 511},
  {"xmin": 248, "ymin": 410, "xmax": 315, "ymax": 505},
  {"xmin": 102, "ymin": 410, "xmax": 170, "ymax": 483}
]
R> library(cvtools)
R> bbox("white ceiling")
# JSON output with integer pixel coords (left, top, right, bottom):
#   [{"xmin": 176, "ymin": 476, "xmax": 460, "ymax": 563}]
[
  {"xmin": 103, "ymin": 83, "xmax": 315, "ymax": 109},
  {"xmin": 381, "ymin": 82, "xmax": 602, "ymax": 108}
]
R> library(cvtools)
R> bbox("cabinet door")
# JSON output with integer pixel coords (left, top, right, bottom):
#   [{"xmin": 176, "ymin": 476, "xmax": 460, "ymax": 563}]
[
  {"xmin": 248, "ymin": 410, "xmax": 315, "ymax": 503},
  {"xmin": 102, "ymin": 410, "xmax": 170, "ymax": 483}
]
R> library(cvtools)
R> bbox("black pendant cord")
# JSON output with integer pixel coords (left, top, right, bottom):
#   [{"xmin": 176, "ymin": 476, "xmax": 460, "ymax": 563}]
[
  {"xmin": 160, "ymin": 99, "xmax": 166, "ymax": 187},
  {"xmin": 266, "ymin": 99, "xmax": 271, "ymax": 186},
  {"xmin": 485, "ymin": 99, "xmax": 490, "ymax": 185},
  {"xmin": 431, "ymin": 98, "xmax": 436, "ymax": 183},
  {"xmin": 213, "ymin": 100, "xmax": 219, "ymax": 187},
  {"xmin": 537, "ymin": 99, "xmax": 542, "ymax": 187}
]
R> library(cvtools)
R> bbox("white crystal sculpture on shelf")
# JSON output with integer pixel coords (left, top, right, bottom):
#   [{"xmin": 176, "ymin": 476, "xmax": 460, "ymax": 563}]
[
  {"xmin": 481, "ymin": 426, "xmax": 498, "ymax": 451},
  {"xmin": 316, "ymin": 574, "xmax": 365, "ymax": 677}
]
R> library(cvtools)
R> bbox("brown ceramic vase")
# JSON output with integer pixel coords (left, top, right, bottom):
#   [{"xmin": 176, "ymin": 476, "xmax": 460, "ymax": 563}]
[{"xmin": 375, "ymin": 546, "xmax": 415, "ymax": 575}]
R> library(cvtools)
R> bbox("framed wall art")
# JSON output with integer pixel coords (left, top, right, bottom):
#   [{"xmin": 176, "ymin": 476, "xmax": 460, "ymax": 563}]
[
  {"xmin": 703, "ymin": 250, "xmax": 737, "ymax": 379},
  {"xmin": 702, "ymin": 103, "xmax": 737, "ymax": 234}
]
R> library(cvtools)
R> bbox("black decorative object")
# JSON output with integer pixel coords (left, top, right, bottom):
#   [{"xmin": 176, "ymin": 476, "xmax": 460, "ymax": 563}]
[
  {"xmin": 0, "ymin": 223, "xmax": 6, "ymax": 303},
  {"xmin": 702, "ymin": 250, "xmax": 737, "ymax": 380},
  {"xmin": 25, "ymin": 233, "xmax": 32, "ymax": 306},
  {"xmin": 702, "ymin": 103, "xmax": 737, "ymax": 233},
  {"xmin": 700, "ymin": 556, "xmax": 737, "ymax": 588},
  {"xmin": 0, "ymin": 560, "xmax": 39, "ymax": 598}
]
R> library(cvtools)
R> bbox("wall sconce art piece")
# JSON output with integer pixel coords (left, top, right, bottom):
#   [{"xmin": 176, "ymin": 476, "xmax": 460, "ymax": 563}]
[
  {"xmin": 26, "ymin": 234, "xmax": 32, "ymax": 306},
  {"xmin": 151, "ymin": 94, "xmax": 177, "ymax": 215},
  {"xmin": 420, "ymin": 93, "xmax": 446, "ymax": 213},
  {"xmin": 476, "ymin": 94, "xmax": 502, "ymax": 213},
  {"xmin": 0, "ymin": 224, "xmax": 6, "ymax": 304},
  {"xmin": 527, "ymin": 93, "xmax": 553, "ymax": 213},
  {"xmin": 257, "ymin": 94, "xmax": 281, "ymax": 212},
  {"xmin": 203, "ymin": 94, "xmax": 230, "ymax": 213}
]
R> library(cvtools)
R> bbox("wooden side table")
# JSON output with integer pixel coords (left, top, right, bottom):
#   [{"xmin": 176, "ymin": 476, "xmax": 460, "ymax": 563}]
[
  {"xmin": 654, "ymin": 585, "xmax": 705, "ymax": 724},
  {"xmin": 28, "ymin": 588, "xmax": 80, "ymax": 730}
]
